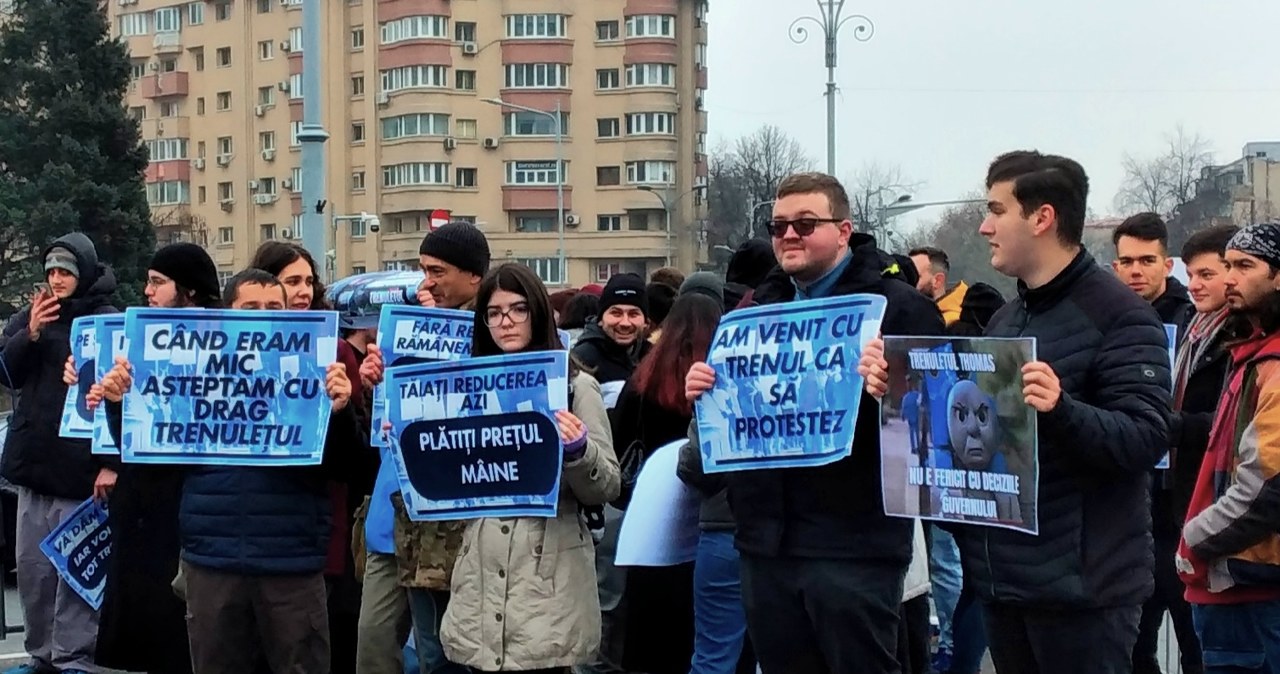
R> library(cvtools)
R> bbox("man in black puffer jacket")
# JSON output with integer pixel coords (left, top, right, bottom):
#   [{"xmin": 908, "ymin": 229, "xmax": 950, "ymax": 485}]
[
  {"xmin": 685, "ymin": 172, "xmax": 944, "ymax": 674},
  {"xmin": 961, "ymin": 152, "xmax": 1170, "ymax": 674},
  {"xmin": 0, "ymin": 232, "xmax": 118, "ymax": 674}
]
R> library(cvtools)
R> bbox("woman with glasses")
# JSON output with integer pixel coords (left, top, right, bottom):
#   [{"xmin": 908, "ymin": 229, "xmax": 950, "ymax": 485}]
[{"xmin": 439, "ymin": 263, "xmax": 620, "ymax": 674}]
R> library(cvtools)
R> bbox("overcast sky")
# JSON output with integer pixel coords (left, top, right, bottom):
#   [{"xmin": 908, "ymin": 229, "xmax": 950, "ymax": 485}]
[{"xmin": 706, "ymin": 0, "xmax": 1280, "ymax": 230}]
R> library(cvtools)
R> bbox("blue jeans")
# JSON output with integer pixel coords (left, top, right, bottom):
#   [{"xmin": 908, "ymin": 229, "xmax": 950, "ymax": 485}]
[
  {"xmin": 1192, "ymin": 601, "xmax": 1280, "ymax": 674},
  {"xmin": 691, "ymin": 531, "xmax": 747, "ymax": 674},
  {"xmin": 407, "ymin": 588, "xmax": 468, "ymax": 674},
  {"xmin": 929, "ymin": 527, "xmax": 963, "ymax": 652}
]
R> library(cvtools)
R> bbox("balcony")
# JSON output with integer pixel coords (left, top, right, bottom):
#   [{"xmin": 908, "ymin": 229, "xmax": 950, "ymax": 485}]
[
  {"xmin": 140, "ymin": 116, "xmax": 190, "ymax": 138},
  {"xmin": 140, "ymin": 72, "xmax": 189, "ymax": 99},
  {"xmin": 153, "ymin": 31, "xmax": 182, "ymax": 54},
  {"xmin": 502, "ymin": 186, "xmax": 574, "ymax": 212}
]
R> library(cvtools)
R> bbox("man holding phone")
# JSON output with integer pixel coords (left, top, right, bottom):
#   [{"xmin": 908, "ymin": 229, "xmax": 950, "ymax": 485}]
[{"xmin": 0, "ymin": 232, "xmax": 118, "ymax": 674}]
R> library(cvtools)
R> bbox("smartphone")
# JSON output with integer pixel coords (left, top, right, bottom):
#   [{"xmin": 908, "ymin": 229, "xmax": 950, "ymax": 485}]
[{"xmin": 33, "ymin": 282, "xmax": 51, "ymax": 297}]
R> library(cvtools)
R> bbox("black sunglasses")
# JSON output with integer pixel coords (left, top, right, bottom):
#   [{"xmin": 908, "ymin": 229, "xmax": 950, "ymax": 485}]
[{"xmin": 766, "ymin": 218, "xmax": 843, "ymax": 238}]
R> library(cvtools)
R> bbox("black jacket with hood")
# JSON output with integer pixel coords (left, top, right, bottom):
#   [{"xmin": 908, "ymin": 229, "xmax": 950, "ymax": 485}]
[
  {"xmin": 0, "ymin": 232, "xmax": 118, "ymax": 500},
  {"xmin": 1153, "ymin": 276, "xmax": 1194, "ymax": 332},
  {"xmin": 571, "ymin": 321, "xmax": 650, "ymax": 387}
]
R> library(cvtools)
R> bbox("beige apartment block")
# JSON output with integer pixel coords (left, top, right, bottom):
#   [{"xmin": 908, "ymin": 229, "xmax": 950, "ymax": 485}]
[{"xmin": 117, "ymin": 0, "xmax": 711, "ymax": 287}]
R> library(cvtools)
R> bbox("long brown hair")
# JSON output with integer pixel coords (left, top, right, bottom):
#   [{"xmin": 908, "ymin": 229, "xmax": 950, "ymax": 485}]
[
  {"xmin": 472, "ymin": 263, "xmax": 563, "ymax": 356},
  {"xmin": 631, "ymin": 293, "xmax": 724, "ymax": 414},
  {"xmin": 249, "ymin": 241, "xmax": 329, "ymax": 310}
]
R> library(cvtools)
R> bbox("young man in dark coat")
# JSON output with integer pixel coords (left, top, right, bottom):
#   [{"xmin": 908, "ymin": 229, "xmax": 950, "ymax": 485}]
[
  {"xmin": 0, "ymin": 232, "xmax": 118, "ymax": 674},
  {"xmin": 683, "ymin": 172, "xmax": 944, "ymax": 674},
  {"xmin": 864, "ymin": 151, "xmax": 1172, "ymax": 674}
]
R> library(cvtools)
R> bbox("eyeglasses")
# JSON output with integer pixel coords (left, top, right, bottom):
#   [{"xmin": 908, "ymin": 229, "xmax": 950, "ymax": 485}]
[
  {"xmin": 146, "ymin": 276, "xmax": 172, "ymax": 287},
  {"xmin": 484, "ymin": 304, "xmax": 531, "ymax": 327},
  {"xmin": 766, "ymin": 218, "xmax": 843, "ymax": 238}
]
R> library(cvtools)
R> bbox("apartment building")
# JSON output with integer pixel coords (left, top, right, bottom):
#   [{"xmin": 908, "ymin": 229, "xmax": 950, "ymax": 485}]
[{"xmin": 116, "ymin": 0, "xmax": 711, "ymax": 287}]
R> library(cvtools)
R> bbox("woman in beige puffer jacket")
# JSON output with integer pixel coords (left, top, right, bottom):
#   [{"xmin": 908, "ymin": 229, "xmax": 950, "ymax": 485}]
[{"xmin": 440, "ymin": 263, "xmax": 621, "ymax": 673}]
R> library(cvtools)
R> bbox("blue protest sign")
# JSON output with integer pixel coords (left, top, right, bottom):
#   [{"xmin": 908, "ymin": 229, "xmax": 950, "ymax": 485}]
[
  {"xmin": 91, "ymin": 315, "xmax": 127, "ymax": 455},
  {"xmin": 59, "ymin": 316, "xmax": 104, "ymax": 440},
  {"xmin": 371, "ymin": 304, "xmax": 474, "ymax": 446},
  {"xmin": 1156, "ymin": 323, "xmax": 1179, "ymax": 470},
  {"xmin": 384, "ymin": 351, "xmax": 569, "ymax": 521},
  {"xmin": 39, "ymin": 499, "xmax": 110, "ymax": 610},
  {"xmin": 695, "ymin": 295, "xmax": 887, "ymax": 473},
  {"xmin": 120, "ymin": 308, "xmax": 339, "ymax": 466}
]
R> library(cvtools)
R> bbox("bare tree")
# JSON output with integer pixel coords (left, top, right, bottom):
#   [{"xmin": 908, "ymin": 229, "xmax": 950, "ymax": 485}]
[
  {"xmin": 1115, "ymin": 125, "xmax": 1215, "ymax": 217},
  {"xmin": 1115, "ymin": 153, "xmax": 1173, "ymax": 214},
  {"xmin": 705, "ymin": 126, "xmax": 814, "ymax": 251},
  {"xmin": 844, "ymin": 162, "xmax": 922, "ymax": 247}
]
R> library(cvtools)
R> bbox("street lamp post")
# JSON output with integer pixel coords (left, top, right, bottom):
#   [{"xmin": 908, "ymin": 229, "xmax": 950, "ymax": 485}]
[
  {"xmin": 638, "ymin": 184, "xmax": 706, "ymax": 268},
  {"xmin": 789, "ymin": 1, "xmax": 875, "ymax": 175},
  {"xmin": 481, "ymin": 97, "xmax": 565, "ymax": 286},
  {"xmin": 297, "ymin": 0, "xmax": 330, "ymax": 267},
  {"xmin": 329, "ymin": 212, "xmax": 381, "ymax": 283}
]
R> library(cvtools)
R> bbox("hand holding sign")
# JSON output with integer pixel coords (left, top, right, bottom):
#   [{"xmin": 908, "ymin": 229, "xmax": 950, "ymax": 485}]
[
  {"xmin": 63, "ymin": 355, "xmax": 78, "ymax": 386},
  {"xmin": 93, "ymin": 468, "xmax": 117, "ymax": 503},
  {"xmin": 858, "ymin": 336, "xmax": 889, "ymax": 399},
  {"xmin": 360, "ymin": 343, "xmax": 385, "ymax": 389},
  {"xmin": 101, "ymin": 357, "xmax": 133, "ymax": 404},
  {"xmin": 685, "ymin": 362, "xmax": 716, "ymax": 402},
  {"xmin": 555, "ymin": 409, "xmax": 586, "ymax": 445},
  {"xmin": 326, "ymin": 362, "xmax": 352, "ymax": 411},
  {"xmin": 1021, "ymin": 361, "xmax": 1062, "ymax": 413}
]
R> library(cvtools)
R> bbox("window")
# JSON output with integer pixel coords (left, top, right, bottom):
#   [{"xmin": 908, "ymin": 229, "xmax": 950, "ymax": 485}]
[
  {"xmin": 258, "ymin": 40, "xmax": 273, "ymax": 60},
  {"xmin": 625, "ymin": 15, "xmax": 675, "ymax": 38},
  {"xmin": 597, "ymin": 215, "xmax": 622, "ymax": 232},
  {"xmin": 255, "ymin": 0, "xmax": 272, "ymax": 12},
  {"xmin": 145, "ymin": 138, "xmax": 188, "ymax": 161},
  {"xmin": 350, "ymin": 265, "xmax": 367, "ymax": 275},
  {"xmin": 257, "ymin": 86, "xmax": 275, "ymax": 106},
  {"xmin": 597, "ymin": 118, "xmax": 619, "ymax": 138},
  {"xmin": 128, "ymin": 106, "xmax": 145, "ymax": 121},
  {"xmin": 596, "ymin": 69, "xmax": 619, "ymax": 90},
  {"xmin": 159, "ymin": 101, "xmax": 181, "ymax": 117},
  {"xmin": 629, "ymin": 211, "xmax": 655, "ymax": 230},
  {"xmin": 216, "ymin": 91, "xmax": 231, "ymax": 111},
  {"xmin": 193, "ymin": 49, "xmax": 205, "ymax": 71},
  {"xmin": 382, "ymin": 163, "xmax": 450, "ymax": 187},
  {"xmin": 217, "ymin": 136, "xmax": 233, "ymax": 155},
  {"xmin": 455, "ymin": 168, "xmax": 476, "ymax": 188},
  {"xmin": 504, "ymin": 160, "xmax": 564, "ymax": 186},
  {"xmin": 288, "ymin": 27, "xmax": 302, "ymax": 52},
  {"xmin": 187, "ymin": 2, "xmax": 203, "ymax": 25},
  {"xmin": 515, "ymin": 258, "xmax": 563, "ymax": 285},
  {"xmin": 503, "ymin": 111, "xmax": 565, "ymax": 136},
  {"xmin": 381, "ymin": 113, "xmax": 450, "ymax": 139},
  {"xmin": 195, "ymin": 98, "xmax": 204, "ymax": 114},
  {"xmin": 214, "ymin": 1, "xmax": 230, "ymax": 20},
  {"xmin": 197, "ymin": 140, "xmax": 206, "ymax": 157},
  {"xmin": 118, "ymin": 13, "xmax": 149, "ymax": 37},
  {"xmin": 130, "ymin": 62, "xmax": 146, "ymax": 79},
  {"xmin": 626, "ymin": 63, "xmax": 675, "ymax": 87},
  {"xmin": 259, "ymin": 131, "xmax": 275, "ymax": 151},
  {"xmin": 625, "ymin": 112, "xmax": 675, "ymax": 135},
  {"xmin": 504, "ymin": 63, "xmax": 568, "ymax": 89},
  {"xmin": 154, "ymin": 7, "xmax": 180, "ymax": 33},
  {"xmin": 197, "ymin": 186, "xmax": 206, "ymax": 203},
  {"xmin": 455, "ymin": 70, "xmax": 475, "ymax": 91},
  {"xmin": 351, "ymin": 75, "xmax": 365, "ymax": 96},
  {"xmin": 216, "ymin": 47, "xmax": 231, "ymax": 67},
  {"xmin": 260, "ymin": 224, "xmax": 276, "ymax": 240},
  {"xmin": 159, "ymin": 58, "xmax": 177, "ymax": 72},
  {"xmin": 217, "ymin": 182, "xmax": 233, "ymax": 200},
  {"xmin": 351, "ymin": 27, "xmax": 364, "ymax": 48},
  {"xmin": 383, "ymin": 260, "xmax": 414, "ymax": 272},
  {"xmin": 515, "ymin": 216, "xmax": 554, "ymax": 233},
  {"xmin": 350, "ymin": 218, "xmax": 367, "ymax": 237},
  {"xmin": 596, "ymin": 21, "xmax": 619, "ymax": 41},
  {"xmin": 455, "ymin": 21, "xmax": 475, "ymax": 43},
  {"xmin": 381, "ymin": 65, "xmax": 448, "ymax": 92},
  {"xmin": 290, "ymin": 122, "xmax": 303, "ymax": 146},
  {"xmin": 696, "ymin": 43, "xmax": 707, "ymax": 68},
  {"xmin": 351, "ymin": 171, "xmax": 366, "ymax": 190},
  {"xmin": 146, "ymin": 180, "xmax": 190, "ymax": 205},
  {"xmin": 218, "ymin": 227, "xmax": 234, "ymax": 244},
  {"xmin": 291, "ymin": 214, "xmax": 302, "ymax": 235},
  {"xmin": 505, "ymin": 14, "xmax": 565, "ymax": 39},
  {"xmin": 455, "ymin": 119, "xmax": 477, "ymax": 139},
  {"xmin": 258, "ymin": 177, "xmax": 277, "ymax": 195},
  {"xmin": 380, "ymin": 15, "xmax": 448, "ymax": 43},
  {"xmin": 351, "ymin": 122, "xmax": 365, "ymax": 142},
  {"xmin": 289, "ymin": 74, "xmax": 303, "ymax": 99},
  {"xmin": 452, "ymin": 215, "xmax": 477, "ymax": 224},
  {"xmin": 595, "ymin": 262, "xmax": 622, "ymax": 283},
  {"xmin": 625, "ymin": 160, "xmax": 675, "ymax": 185},
  {"xmin": 596, "ymin": 166, "xmax": 620, "ymax": 186}
]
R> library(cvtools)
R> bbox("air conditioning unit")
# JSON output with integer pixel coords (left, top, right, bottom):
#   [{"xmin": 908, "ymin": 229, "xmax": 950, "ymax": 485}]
[
  {"xmin": 280, "ymin": 40, "xmax": 292, "ymax": 52},
  {"xmin": 482, "ymin": 137, "xmax": 499, "ymax": 150},
  {"xmin": 280, "ymin": 227, "xmax": 292, "ymax": 239},
  {"xmin": 192, "ymin": 157, "xmax": 206, "ymax": 170},
  {"xmin": 262, "ymin": 149, "xmax": 276, "ymax": 161},
  {"xmin": 461, "ymin": 42, "xmax": 478, "ymax": 55},
  {"xmin": 281, "ymin": 178, "xmax": 294, "ymax": 190},
  {"xmin": 442, "ymin": 137, "xmax": 457, "ymax": 151},
  {"xmin": 219, "ymin": 198, "xmax": 235, "ymax": 211},
  {"xmin": 149, "ymin": 61, "xmax": 160, "ymax": 71},
  {"xmin": 254, "ymin": 105, "xmax": 267, "ymax": 117},
  {"xmin": 253, "ymin": 194, "xmax": 277, "ymax": 205},
  {"xmin": 375, "ymin": 92, "xmax": 389, "ymax": 106},
  {"xmin": 247, "ymin": 179, "xmax": 259, "ymax": 190},
  {"xmin": 278, "ymin": 81, "xmax": 290, "ymax": 92},
  {"xmin": 564, "ymin": 214, "xmax": 580, "ymax": 226},
  {"xmin": 215, "ymin": 154, "xmax": 232, "ymax": 167}
]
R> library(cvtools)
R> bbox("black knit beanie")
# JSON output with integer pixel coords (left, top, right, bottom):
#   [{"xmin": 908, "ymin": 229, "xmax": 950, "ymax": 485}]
[
  {"xmin": 419, "ymin": 222, "xmax": 491, "ymax": 277},
  {"xmin": 598, "ymin": 273, "xmax": 648, "ymax": 317},
  {"xmin": 150, "ymin": 243, "xmax": 220, "ymax": 302}
]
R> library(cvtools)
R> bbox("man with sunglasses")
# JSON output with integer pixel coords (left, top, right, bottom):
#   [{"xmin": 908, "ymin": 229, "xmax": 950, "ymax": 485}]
[{"xmin": 682, "ymin": 172, "xmax": 943, "ymax": 673}]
